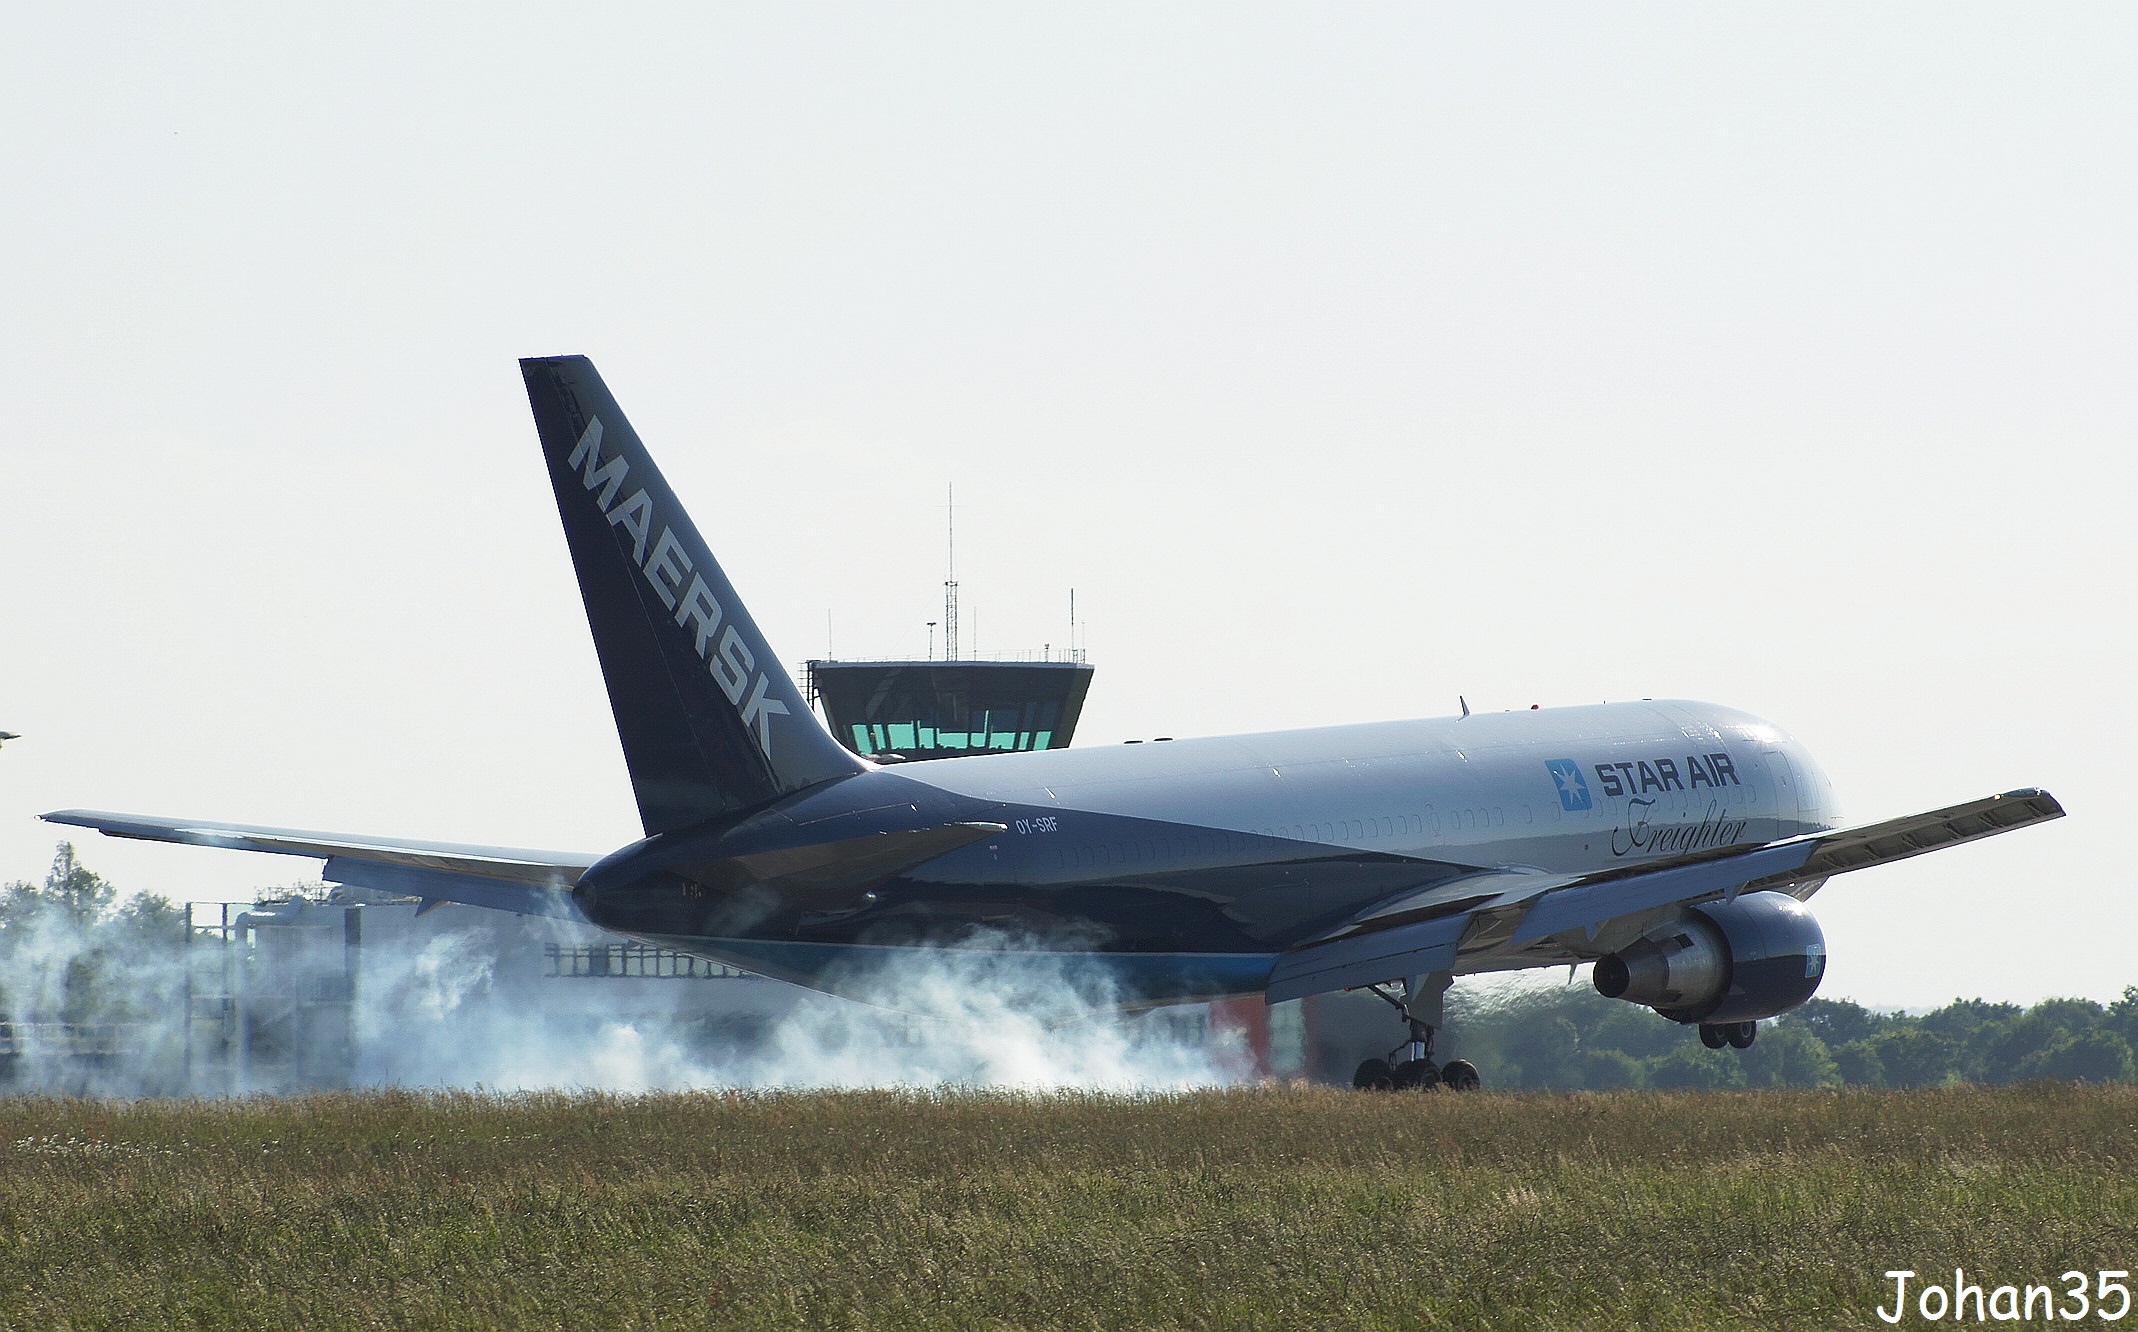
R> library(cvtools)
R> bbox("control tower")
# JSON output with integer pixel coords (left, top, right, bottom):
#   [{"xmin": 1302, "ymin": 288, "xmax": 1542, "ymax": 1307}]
[{"xmin": 804, "ymin": 658, "xmax": 1095, "ymax": 763}]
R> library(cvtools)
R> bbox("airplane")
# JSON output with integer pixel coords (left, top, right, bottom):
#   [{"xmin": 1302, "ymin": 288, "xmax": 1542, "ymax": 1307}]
[{"xmin": 46, "ymin": 356, "xmax": 2065, "ymax": 1090}]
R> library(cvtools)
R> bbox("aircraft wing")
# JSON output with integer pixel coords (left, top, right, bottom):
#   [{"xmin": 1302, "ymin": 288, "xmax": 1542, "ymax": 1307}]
[
  {"xmin": 40, "ymin": 809, "xmax": 596, "ymax": 920},
  {"xmin": 1264, "ymin": 788, "xmax": 2064, "ymax": 1003}
]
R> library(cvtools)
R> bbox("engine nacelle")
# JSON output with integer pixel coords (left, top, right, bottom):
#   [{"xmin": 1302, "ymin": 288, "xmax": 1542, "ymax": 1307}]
[{"xmin": 1591, "ymin": 891, "xmax": 1827, "ymax": 1025}]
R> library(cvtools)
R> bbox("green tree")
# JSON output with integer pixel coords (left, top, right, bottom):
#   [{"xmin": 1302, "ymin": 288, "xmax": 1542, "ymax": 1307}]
[
  {"xmin": 1916, "ymin": 999, "xmax": 2023, "ymax": 1080},
  {"xmin": 1917, "ymin": 998, "xmax": 2023, "ymax": 1044},
  {"xmin": 1578, "ymin": 1000, "xmax": 1686, "ymax": 1063},
  {"xmin": 108, "ymin": 891, "xmax": 186, "ymax": 949},
  {"xmin": 2106, "ymin": 987, "xmax": 2138, "ymax": 1053},
  {"xmin": 1869, "ymin": 1027, "xmax": 1959, "ymax": 1088},
  {"xmin": 1790, "ymin": 997, "xmax": 1888, "ymax": 1049},
  {"xmin": 1507, "ymin": 1014, "xmax": 1582, "ymax": 1088},
  {"xmin": 0, "ymin": 843, "xmax": 186, "ymax": 1027},
  {"xmin": 2016, "ymin": 1031, "xmax": 2136, "ymax": 1083},
  {"xmin": 1577, "ymin": 1047, "xmax": 1647, "ymax": 1090},
  {"xmin": 1980, "ymin": 1000, "xmax": 2106, "ymax": 1083},
  {"xmin": 1742, "ymin": 1022, "xmax": 1842, "ymax": 1089},
  {"xmin": 1646, "ymin": 1043, "xmax": 1747, "ymax": 1090},
  {"xmin": 0, "ymin": 843, "xmax": 115, "ymax": 929},
  {"xmin": 1829, "ymin": 1038, "xmax": 1885, "ymax": 1087}
]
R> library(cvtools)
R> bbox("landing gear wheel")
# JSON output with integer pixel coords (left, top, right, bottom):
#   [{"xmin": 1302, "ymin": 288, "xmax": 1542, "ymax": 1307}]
[
  {"xmin": 1725, "ymin": 1021, "xmax": 1757, "ymax": 1050},
  {"xmin": 1699, "ymin": 1024, "xmax": 1728, "ymax": 1049},
  {"xmin": 1391, "ymin": 1058, "xmax": 1441, "ymax": 1091},
  {"xmin": 1439, "ymin": 1059, "xmax": 1481, "ymax": 1092},
  {"xmin": 1352, "ymin": 1058, "xmax": 1394, "ymax": 1091}
]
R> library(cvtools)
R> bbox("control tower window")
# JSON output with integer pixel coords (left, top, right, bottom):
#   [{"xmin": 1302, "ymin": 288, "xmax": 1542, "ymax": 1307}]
[{"xmin": 809, "ymin": 660, "xmax": 1096, "ymax": 764}]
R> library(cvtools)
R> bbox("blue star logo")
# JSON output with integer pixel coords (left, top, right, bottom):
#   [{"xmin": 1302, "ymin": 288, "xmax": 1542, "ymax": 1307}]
[{"xmin": 1546, "ymin": 760, "xmax": 1592, "ymax": 812}]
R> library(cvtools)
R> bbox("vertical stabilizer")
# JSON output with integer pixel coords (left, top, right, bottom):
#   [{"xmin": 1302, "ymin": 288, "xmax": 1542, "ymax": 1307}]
[{"xmin": 521, "ymin": 356, "xmax": 866, "ymax": 834}]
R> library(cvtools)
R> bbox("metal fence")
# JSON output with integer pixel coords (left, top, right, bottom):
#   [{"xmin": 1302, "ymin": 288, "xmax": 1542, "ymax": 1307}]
[
  {"xmin": 0, "ymin": 1022, "xmax": 146, "ymax": 1058},
  {"xmin": 542, "ymin": 943, "xmax": 754, "ymax": 980}
]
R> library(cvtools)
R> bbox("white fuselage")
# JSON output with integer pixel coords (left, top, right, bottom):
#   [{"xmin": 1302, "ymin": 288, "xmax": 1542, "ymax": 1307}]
[{"xmin": 899, "ymin": 699, "xmax": 1839, "ymax": 879}]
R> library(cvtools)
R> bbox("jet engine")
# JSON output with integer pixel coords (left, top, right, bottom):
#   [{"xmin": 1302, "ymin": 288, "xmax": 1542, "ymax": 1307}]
[{"xmin": 1591, "ymin": 891, "xmax": 1826, "ymax": 1025}]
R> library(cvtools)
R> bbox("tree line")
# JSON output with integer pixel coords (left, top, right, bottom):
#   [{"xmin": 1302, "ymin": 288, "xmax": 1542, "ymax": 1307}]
[{"xmin": 1447, "ymin": 981, "xmax": 2138, "ymax": 1090}]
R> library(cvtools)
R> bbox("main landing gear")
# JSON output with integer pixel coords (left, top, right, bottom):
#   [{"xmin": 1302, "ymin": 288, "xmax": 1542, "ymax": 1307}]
[
  {"xmin": 1699, "ymin": 1020, "xmax": 1758, "ymax": 1050},
  {"xmin": 1351, "ymin": 972, "xmax": 1482, "ymax": 1092}
]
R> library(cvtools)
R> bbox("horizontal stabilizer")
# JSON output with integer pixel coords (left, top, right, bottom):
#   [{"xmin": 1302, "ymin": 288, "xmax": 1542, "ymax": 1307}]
[
  {"xmin": 318, "ymin": 858, "xmax": 585, "ymax": 920},
  {"xmin": 41, "ymin": 809, "xmax": 597, "ymax": 918}
]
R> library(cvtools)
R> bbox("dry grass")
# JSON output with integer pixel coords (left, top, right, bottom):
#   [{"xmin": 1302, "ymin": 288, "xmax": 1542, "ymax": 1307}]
[{"xmin": 3, "ymin": 1085, "xmax": 2135, "ymax": 1329}]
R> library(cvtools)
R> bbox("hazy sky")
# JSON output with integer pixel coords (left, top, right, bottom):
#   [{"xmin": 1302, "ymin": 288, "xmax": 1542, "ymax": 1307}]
[{"xmin": 3, "ymin": 4, "xmax": 2130, "ymax": 1010}]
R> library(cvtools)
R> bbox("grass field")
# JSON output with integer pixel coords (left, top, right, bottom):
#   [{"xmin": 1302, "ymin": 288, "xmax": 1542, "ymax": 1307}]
[{"xmin": 3, "ymin": 1085, "xmax": 2135, "ymax": 1330}]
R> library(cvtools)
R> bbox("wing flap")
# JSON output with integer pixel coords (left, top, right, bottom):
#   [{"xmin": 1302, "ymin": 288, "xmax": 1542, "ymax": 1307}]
[
  {"xmin": 1509, "ymin": 841, "xmax": 1817, "ymax": 945},
  {"xmin": 1264, "ymin": 914, "xmax": 1469, "ymax": 1005}
]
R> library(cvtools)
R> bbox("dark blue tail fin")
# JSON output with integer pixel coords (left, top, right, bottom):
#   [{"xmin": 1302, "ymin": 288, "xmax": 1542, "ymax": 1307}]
[{"xmin": 521, "ymin": 356, "xmax": 866, "ymax": 834}]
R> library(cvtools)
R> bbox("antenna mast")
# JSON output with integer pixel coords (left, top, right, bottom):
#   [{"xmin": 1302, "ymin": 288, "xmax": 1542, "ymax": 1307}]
[{"xmin": 943, "ymin": 483, "xmax": 959, "ymax": 662}]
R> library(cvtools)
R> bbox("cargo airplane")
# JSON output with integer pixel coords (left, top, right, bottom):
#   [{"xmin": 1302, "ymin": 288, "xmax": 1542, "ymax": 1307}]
[{"xmin": 47, "ymin": 357, "xmax": 2065, "ymax": 1089}]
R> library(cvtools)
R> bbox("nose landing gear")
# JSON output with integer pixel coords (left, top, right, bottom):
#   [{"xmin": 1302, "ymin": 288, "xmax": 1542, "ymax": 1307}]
[{"xmin": 1349, "ymin": 972, "xmax": 1482, "ymax": 1091}]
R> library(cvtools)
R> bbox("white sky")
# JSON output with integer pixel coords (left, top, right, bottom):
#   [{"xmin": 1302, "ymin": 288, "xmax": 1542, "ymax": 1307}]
[{"xmin": 2, "ymin": 4, "xmax": 2130, "ymax": 1011}]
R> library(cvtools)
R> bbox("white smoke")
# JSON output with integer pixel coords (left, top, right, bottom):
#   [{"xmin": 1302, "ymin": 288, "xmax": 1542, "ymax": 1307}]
[
  {"xmin": 738, "ymin": 940, "xmax": 1247, "ymax": 1091},
  {"xmin": 2, "ymin": 847, "xmax": 1252, "ymax": 1097},
  {"xmin": 351, "ymin": 923, "xmax": 1246, "ymax": 1093}
]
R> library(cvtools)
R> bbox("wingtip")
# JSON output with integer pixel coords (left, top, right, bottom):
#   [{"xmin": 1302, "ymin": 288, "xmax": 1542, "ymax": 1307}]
[{"xmin": 1998, "ymin": 788, "xmax": 2066, "ymax": 817}]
